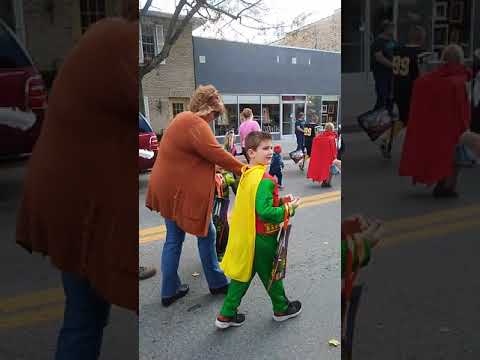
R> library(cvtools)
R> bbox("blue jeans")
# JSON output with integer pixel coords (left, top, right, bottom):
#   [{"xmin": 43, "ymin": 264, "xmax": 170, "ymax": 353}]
[
  {"xmin": 161, "ymin": 219, "xmax": 228, "ymax": 298},
  {"xmin": 55, "ymin": 272, "xmax": 111, "ymax": 360},
  {"xmin": 295, "ymin": 132, "xmax": 305, "ymax": 151},
  {"xmin": 373, "ymin": 71, "xmax": 393, "ymax": 113}
]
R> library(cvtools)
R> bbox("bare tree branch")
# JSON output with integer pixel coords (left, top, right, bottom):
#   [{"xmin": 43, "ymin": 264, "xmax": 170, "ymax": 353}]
[
  {"xmin": 140, "ymin": 0, "xmax": 205, "ymax": 78},
  {"xmin": 141, "ymin": 0, "xmax": 154, "ymax": 15},
  {"xmin": 140, "ymin": 0, "xmax": 299, "ymax": 79}
]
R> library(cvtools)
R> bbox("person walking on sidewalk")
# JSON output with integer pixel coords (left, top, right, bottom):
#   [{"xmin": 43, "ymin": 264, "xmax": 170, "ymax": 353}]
[
  {"xmin": 239, "ymin": 108, "xmax": 261, "ymax": 162},
  {"xmin": 294, "ymin": 112, "xmax": 306, "ymax": 151},
  {"xmin": 16, "ymin": 2, "xmax": 138, "ymax": 359},
  {"xmin": 370, "ymin": 19, "xmax": 397, "ymax": 113},
  {"xmin": 215, "ymin": 131, "xmax": 302, "ymax": 329},
  {"xmin": 146, "ymin": 85, "xmax": 245, "ymax": 307},
  {"xmin": 379, "ymin": 25, "xmax": 427, "ymax": 158}
]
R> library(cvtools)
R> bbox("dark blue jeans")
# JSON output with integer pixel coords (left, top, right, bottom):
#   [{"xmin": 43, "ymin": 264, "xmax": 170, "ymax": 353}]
[
  {"xmin": 373, "ymin": 71, "xmax": 393, "ymax": 114},
  {"xmin": 55, "ymin": 272, "xmax": 111, "ymax": 360},
  {"xmin": 161, "ymin": 219, "xmax": 228, "ymax": 298},
  {"xmin": 295, "ymin": 132, "xmax": 305, "ymax": 151}
]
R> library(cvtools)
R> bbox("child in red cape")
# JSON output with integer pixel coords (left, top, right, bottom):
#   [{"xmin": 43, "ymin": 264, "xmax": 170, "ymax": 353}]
[
  {"xmin": 307, "ymin": 122, "xmax": 338, "ymax": 187},
  {"xmin": 399, "ymin": 44, "xmax": 471, "ymax": 197}
]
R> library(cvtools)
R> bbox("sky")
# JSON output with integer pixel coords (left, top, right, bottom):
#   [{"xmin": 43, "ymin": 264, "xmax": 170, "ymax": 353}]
[{"xmin": 139, "ymin": 0, "xmax": 341, "ymax": 44}]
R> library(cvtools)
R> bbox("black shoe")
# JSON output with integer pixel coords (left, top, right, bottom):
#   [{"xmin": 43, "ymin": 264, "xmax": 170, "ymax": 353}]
[
  {"xmin": 321, "ymin": 182, "xmax": 332, "ymax": 188},
  {"xmin": 273, "ymin": 300, "xmax": 302, "ymax": 322},
  {"xmin": 139, "ymin": 266, "xmax": 156, "ymax": 280},
  {"xmin": 210, "ymin": 284, "xmax": 229, "ymax": 295},
  {"xmin": 161, "ymin": 284, "xmax": 189, "ymax": 307},
  {"xmin": 215, "ymin": 313, "xmax": 246, "ymax": 329}
]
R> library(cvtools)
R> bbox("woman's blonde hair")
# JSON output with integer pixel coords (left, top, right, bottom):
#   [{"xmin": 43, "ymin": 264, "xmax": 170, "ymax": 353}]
[
  {"xmin": 441, "ymin": 44, "xmax": 465, "ymax": 64},
  {"xmin": 189, "ymin": 85, "xmax": 225, "ymax": 117},
  {"xmin": 224, "ymin": 130, "xmax": 235, "ymax": 149},
  {"xmin": 325, "ymin": 122, "xmax": 335, "ymax": 131},
  {"xmin": 241, "ymin": 108, "xmax": 253, "ymax": 121}
]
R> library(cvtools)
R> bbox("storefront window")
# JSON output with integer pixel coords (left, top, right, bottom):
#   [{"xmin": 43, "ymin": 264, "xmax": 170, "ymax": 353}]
[
  {"xmin": 342, "ymin": 0, "xmax": 367, "ymax": 73},
  {"xmin": 261, "ymin": 96, "xmax": 280, "ymax": 133},
  {"xmin": 239, "ymin": 95, "xmax": 261, "ymax": 128},
  {"xmin": 321, "ymin": 99, "xmax": 339, "ymax": 127},
  {"xmin": 306, "ymin": 96, "xmax": 322, "ymax": 124},
  {"xmin": 216, "ymin": 95, "xmax": 238, "ymax": 136},
  {"xmin": 431, "ymin": 0, "xmax": 472, "ymax": 59},
  {"xmin": 396, "ymin": 0, "xmax": 473, "ymax": 61},
  {"xmin": 397, "ymin": 1, "xmax": 432, "ymax": 49}
]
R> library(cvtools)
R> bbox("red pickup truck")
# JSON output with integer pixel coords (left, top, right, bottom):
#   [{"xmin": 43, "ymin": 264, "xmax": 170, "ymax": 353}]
[
  {"xmin": 139, "ymin": 113, "xmax": 158, "ymax": 171},
  {"xmin": 0, "ymin": 20, "xmax": 47, "ymax": 157}
]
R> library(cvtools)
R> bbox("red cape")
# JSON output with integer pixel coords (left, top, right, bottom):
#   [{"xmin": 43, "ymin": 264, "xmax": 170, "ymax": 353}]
[
  {"xmin": 399, "ymin": 63, "xmax": 471, "ymax": 185},
  {"xmin": 307, "ymin": 131, "xmax": 337, "ymax": 182}
]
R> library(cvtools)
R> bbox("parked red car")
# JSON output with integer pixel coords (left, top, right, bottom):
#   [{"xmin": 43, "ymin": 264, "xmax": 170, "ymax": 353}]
[
  {"xmin": 139, "ymin": 113, "xmax": 158, "ymax": 171},
  {"xmin": 0, "ymin": 20, "xmax": 47, "ymax": 156}
]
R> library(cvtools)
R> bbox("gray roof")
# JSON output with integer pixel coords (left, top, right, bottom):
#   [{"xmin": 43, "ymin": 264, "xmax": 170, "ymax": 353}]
[{"xmin": 192, "ymin": 37, "xmax": 340, "ymax": 95}]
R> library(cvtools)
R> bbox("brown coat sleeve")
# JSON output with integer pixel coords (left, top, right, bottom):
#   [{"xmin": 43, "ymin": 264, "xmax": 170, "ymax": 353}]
[{"xmin": 189, "ymin": 120, "xmax": 244, "ymax": 175}]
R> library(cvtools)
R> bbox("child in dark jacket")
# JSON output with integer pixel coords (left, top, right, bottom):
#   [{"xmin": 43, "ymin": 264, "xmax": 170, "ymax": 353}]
[{"xmin": 269, "ymin": 144, "xmax": 284, "ymax": 189}]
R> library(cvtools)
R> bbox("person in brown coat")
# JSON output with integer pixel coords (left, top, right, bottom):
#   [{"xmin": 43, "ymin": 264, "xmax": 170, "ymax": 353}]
[
  {"xmin": 146, "ymin": 85, "xmax": 245, "ymax": 307},
  {"xmin": 15, "ymin": 2, "xmax": 138, "ymax": 359}
]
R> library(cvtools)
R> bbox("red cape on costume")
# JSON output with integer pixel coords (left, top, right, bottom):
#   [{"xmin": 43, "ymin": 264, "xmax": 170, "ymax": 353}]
[
  {"xmin": 307, "ymin": 130, "xmax": 337, "ymax": 182},
  {"xmin": 399, "ymin": 63, "xmax": 471, "ymax": 185}
]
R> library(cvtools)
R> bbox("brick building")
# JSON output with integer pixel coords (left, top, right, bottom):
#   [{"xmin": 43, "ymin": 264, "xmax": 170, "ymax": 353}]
[
  {"xmin": 140, "ymin": 11, "xmax": 203, "ymax": 133},
  {"xmin": 274, "ymin": 8, "xmax": 341, "ymax": 52}
]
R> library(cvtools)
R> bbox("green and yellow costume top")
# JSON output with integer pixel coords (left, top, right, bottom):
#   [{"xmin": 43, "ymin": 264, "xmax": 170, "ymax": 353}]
[{"xmin": 220, "ymin": 165, "xmax": 294, "ymax": 282}]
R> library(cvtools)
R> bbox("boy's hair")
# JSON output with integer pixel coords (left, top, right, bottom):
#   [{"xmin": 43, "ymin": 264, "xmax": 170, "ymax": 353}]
[
  {"xmin": 245, "ymin": 131, "xmax": 272, "ymax": 152},
  {"xmin": 273, "ymin": 144, "xmax": 282, "ymax": 154},
  {"xmin": 325, "ymin": 122, "xmax": 335, "ymax": 131}
]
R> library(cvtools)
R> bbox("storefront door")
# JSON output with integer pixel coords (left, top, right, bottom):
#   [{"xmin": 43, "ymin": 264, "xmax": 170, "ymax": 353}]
[{"xmin": 282, "ymin": 103, "xmax": 305, "ymax": 136}]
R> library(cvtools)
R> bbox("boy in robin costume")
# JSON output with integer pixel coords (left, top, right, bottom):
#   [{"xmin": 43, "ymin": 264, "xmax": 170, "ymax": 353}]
[
  {"xmin": 341, "ymin": 215, "xmax": 383, "ymax": 360},
  {"xmin": 215, "ymin": 131, "xmax": 302, "ymax": 329}
]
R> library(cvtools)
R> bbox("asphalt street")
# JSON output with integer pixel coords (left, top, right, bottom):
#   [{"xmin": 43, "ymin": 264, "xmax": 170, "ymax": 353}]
[
  {"xmin": 139, "ymin": 159, "xmax": 342, "ymax": 360},
  {"xmin": 0, "ymin": 159, "xmax": 138, "ymax": 360},
  {"xmin": 342, "ymin": 131, "xmax": 480, "ymax": 360}
]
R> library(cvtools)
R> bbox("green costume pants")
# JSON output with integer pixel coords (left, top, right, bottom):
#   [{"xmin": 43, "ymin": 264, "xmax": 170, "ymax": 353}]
[{"xmin": 220, "ymin": 233, "xmax": 289, "ymax": 317}]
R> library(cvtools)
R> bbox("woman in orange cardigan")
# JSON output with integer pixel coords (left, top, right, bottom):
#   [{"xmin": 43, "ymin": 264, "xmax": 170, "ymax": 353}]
[
  {"xmin": 16, "ymin": 2, "xmax": 138, "ymax": 359},
  {"xmin": 146, "ymin": 85, "xmax": 245, "ymax": 307}
]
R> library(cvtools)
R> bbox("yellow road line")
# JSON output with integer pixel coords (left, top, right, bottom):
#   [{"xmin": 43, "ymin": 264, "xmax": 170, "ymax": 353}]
[
  {"xmin": 0, "ymin": 288, "xmax": 64, "ymax": 313},
  {"xmin": 384, "ymin": 205, "xmax": 480, "ymax": 232},
  {"xmin": 139, "ymin": 194, "xmax": 341, "ymax": 244},
  {"xmin": 0, "ymin": 305, "xmax": 64, "ymax": 330},
  {"xmin": 382, "ymin": 217, "xmax": 480, "ymax": 247},
  {"xmin": 139, "ymin": 225, "xmax": 166, "ymax": 237},
  {"xmin": 138, "ymin": 192, "xmax": 339, "ymax": 239},
  {"xmin": 300, "ymin": 195, "xmax": 341, "ymax": 208}
]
